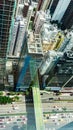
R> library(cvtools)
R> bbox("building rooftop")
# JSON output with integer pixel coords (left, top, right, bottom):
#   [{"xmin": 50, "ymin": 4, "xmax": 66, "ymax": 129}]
[{"xmin": 27, "ymin": 31, "xmax": 43, "ymax": 54}]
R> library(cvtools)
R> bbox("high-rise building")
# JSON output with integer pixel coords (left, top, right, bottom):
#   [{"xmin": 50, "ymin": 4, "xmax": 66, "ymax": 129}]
[
  {"xmin": 23, "ymin": 3, "xmax": 29, "ymax": 17},
  {"xmin": 13, "ymin": 21, "xmax": 26, "ymax": 57},
  {"xmin": 9, "ymin": 21, "xmax": 19, "ymax": 56},
  {"xmin": 50, "ymin": 0, "xmax": 73, "ymax": 30},
  {"xmin": 49, "ymin": 0, "xmax": 59, "ymax": 15},
  {"xmin": 26, "ymin": 6, "xmax": 33, "ymax": 29},
  {"xmin": 41, "ymin": 0, "xmax": 51, "ymax": 11},
  {"xmin": 16, "ymin": 0, "xmax": 25, "ymax": 17},
  {"xmin": 16, "ymin": 32, "xmax": 43, "ymax": 91},
  {"xmin": 39, "ymin": 51, "xmax": 63, "ymax": 75},
  {"xmin": 45, "ymin": 51, "xmax": 73, "ymax": 91},
  {"xmin": 34, "ymin": 11, "xmax": 46, "ymax": 33},
  {"xmin": 51, "ymin": 0, "xmax": 71, "ymax": 22},
  {"xmin": 0, "ymin": 0, "xmax": 16, "ymax": 86},
  {"xmin": 37, "ymin": 0, "xmax": 43, "ymax": 11},
  {"xmin": 0, "ymin": 0, "xmax": 16, "ymax": 58},
  {"xmin": 64, "ymin": 32, "xmax": 73, "ymax": 52},
  {"xmin": 37, "ymin": 0, "xmax": 51, "ymax": 11},
  {"xmin": 61, "ymin": 0, "xmax": 73, "ymax": 30}
]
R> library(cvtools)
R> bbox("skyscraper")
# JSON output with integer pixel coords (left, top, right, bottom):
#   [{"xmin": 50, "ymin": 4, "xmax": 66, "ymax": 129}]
[
  {"xmin": 41, "ymin": 0, "xmax": 51, "ymax": 11},
  {"xmin": 0, "ymin": 0, "xmax": 16, "ymax": 58},
  {"xmin": 50, "ymin": 0, "xmax": 73, "ymax": 30},
  {"xmin": 23, "ymin": 3, "xmax": 29, "ymax": 17},
  {"xmin": 34, "ymin": 11, "xmax": 46, "ymax": 33},
  {"xmin": 37, "ymin": 0, "xmax": 51, "ymax": 11},
  {"xmin": 50, "ymin": 0, "xmax": 59, "ymax": 16},
  {"xmin": 9, "ymin": 21, "xmax": 19, "ymax": 56},
  {"xmin": 16, "ymin": 0, "xmax": 25, "ymax": 17},
  {"xmin": 61, "ymin": 0, "xmax": 73, "ymax": 30},
  {"xmin": 37, "ymin": 0, "xmax": 43, "ymax": 11},
  {"xmin": 13, "ymin": 21, "xmax": 26, "ymax": 57},
  {"xmin": 51, "ymin": 0, "xmax": 71, "ymax": 22},
  {"xmin": 0, "ymin": 0, "xmax": 16, "ymax": 86}
]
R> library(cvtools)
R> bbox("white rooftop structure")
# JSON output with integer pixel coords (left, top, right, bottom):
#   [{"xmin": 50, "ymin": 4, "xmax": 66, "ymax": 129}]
[{"xmin": 27, "ymin": 31, "xmax": 43, "ymax": 54}]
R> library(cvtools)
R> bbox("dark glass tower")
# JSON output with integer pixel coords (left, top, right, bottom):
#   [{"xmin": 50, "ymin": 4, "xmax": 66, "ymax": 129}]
[
  {"xmin": 0, "ymin": 0, "xmax": 16, "ymax": 86},
  {"xmin": 50, "ymin": 0, "xmax": 59, "ymax": 16},
  {"xmin": 61, "ymin": 0, "xmax": 73, "ymax": 30},
  {"xmin": 0, "ymin": 0, "xmax": 16, "ymax": 58}
]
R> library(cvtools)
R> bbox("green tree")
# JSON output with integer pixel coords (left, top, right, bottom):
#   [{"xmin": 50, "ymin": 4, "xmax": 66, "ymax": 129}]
[
  {"xmin": 0, "ymin": 96, "xmax": 12, "ymax": 104},
  {"xmin": 13, "ymin": 96, "xmax": 19, "ymax": 101},
  {"xmin": 0, "ymin": 91, "xmax": 3, "ymax": 96}
]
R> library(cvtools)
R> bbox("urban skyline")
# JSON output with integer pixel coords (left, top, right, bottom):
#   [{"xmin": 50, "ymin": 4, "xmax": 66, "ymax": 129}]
[{"xmin": 0, "ymin": 0, "xmax": 73, "ymax": 130}]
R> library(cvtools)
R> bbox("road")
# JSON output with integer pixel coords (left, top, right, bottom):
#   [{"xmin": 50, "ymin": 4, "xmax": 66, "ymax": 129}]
[
  {"xmin": 0, "ymin": 115, "xmax": 27, "ymax": 130},
  {"xmin": 0, "ymin": 95, "xmax": 36, "ymax": 130},
  {"xmin": 42, "ymin": 102, "xmax": 73, "ymax": 113},
  {"xmin": 0, "ymin": 103, "xmax": 27, "ymax": 114},
  {"xmin": 40, "ymin": 92, "xmax": 73, "ymax": 100},
  {"xmin": 43, "ymin": 112, "xmax": 73, "ymax": 130}
]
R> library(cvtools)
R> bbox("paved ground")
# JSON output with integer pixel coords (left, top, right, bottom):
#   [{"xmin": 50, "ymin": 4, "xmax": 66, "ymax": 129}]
[
  {"xmin": 1, "ymin": 92, "xmax": 73, "ymax": 130},
  {"xmin": 40, "ymin": 91, "xmax": 73, "ymax": 113},
  {"xmin": 40, "ymin": 91, "xmax": 73, "ymax": 100},
  {"xmin": 43, "ymin": 113, "xmax": 73, "ymax": 130},
  {"xmin": 0, "ymin": 95, "xmax": 36, "ymax": 130},
  {"xmin": 0, "ymin": 103, "xmax": 26, "ymax": 115},
  {"xmin": 0, "ymin": 115, "xmax": 27, "ymax": 130},
  {"xmin": 42, "ymin": 102, "xmax": 73, "ymax": 113},
  {"xmin": 40, "ymin": 91, "xmax": 73, "ymax": 130}
]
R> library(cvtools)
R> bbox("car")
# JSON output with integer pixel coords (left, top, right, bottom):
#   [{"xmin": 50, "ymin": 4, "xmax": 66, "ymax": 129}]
[
  {"xmin": 70, "ymin": 93, "xmax": 73, "ymax": 96},
  {"xmin": 40, "ymin": 93, "xmax": 43, "ymax": 95},
  {"xmin": 13, "ymin": 122, "xmax": 17, "ymax": 124},
  {"xmin": 13, "ymin": 107, "xmax": 19, "ymax": 110},
  {"xmin": 7, "ymin": 111, "xmax": 11, "ymax": 113},
  {"xmin": 6, "ymin": 116, "xmax": 9, "ymax": 119},
  {"xmin": 0, "ymin": 119, "xmax": 3, "ymax": 122},
  {"xmin": 17, "ymin": 119, "xmax": 21, "ymax": 121},
  {"xmin": 0, "ymin": 123, "xmax": 3, "ymax": 125},
  {"xmin": 8, "ymin": 118, "xmax": 12, "ymax": 121},
  {"xmin": 46, "ymin": 116, "xmax": 49, "ymax": 119},
  {"xmin": 7, "ymin": 121, "xmax": 10, "ymax": 124},
  {"xmin": 0, "ymin": 125, "xmax": 6, "ymax": 128},
  {"xmin": 49, "ymin": 98, "xmax": 54, "ymax": 100}
]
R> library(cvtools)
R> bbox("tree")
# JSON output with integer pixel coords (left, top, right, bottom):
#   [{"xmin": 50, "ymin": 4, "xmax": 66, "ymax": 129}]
[
  {"xmin": 0, "ymin": 91, "xmax": 3, "ymax": 96},
  {"xmin": 0, "ymin": 96, "xmax": 12, "ymax": 104},
  {"xmin": 13, "ymin": 96, "xmax": 19, "ymax": 102}
]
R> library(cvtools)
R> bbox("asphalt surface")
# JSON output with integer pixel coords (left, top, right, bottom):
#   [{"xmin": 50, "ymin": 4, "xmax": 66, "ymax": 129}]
[
  {"xmin": 43, "ymin": 113, "xmax": 73, "ymax": 130},
  {"xmin": 0, "ymin": 92, "xmax": 73, "ymax": 130},
  {"xmin": 42, "ymin": 102, "xmax": 73, "ymax": 113},
  {"xmin": 0, "ymin": 95, "xmax": 36, "ymax": 130},
  {"xmin": 0, "ymin": 115, "xmax": 27, "ymax": 130}
]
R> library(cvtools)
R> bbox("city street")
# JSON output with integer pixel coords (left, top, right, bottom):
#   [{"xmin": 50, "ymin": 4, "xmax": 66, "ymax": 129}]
[
  {"xmin": 0, "ymin": 115, "xmax": 27, "ymax": 130},
  {"xmin": 43, "ymin": 112, "xmax": 73, "ymax": 130},
  {"xmin": 0, "ymin": 95, "xmax": 36, "ymax": 130},
  {"xmin": 0, "ymin": 103, "xmax": 26, "ymax": 115},
  {"xmin": 42, "ymin": 102, "xmax": 73, "ymax": 113},
  {"xmin": 40, "ymin": 91, "xmax": 73, "ymax": 100},
  {"xmin": 40, "ymin": 91, "xmax": 73, "ymax": 129},
  {"xmin": 40, "ymin": 91, "xmax": 73, "ymax": 113}
]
